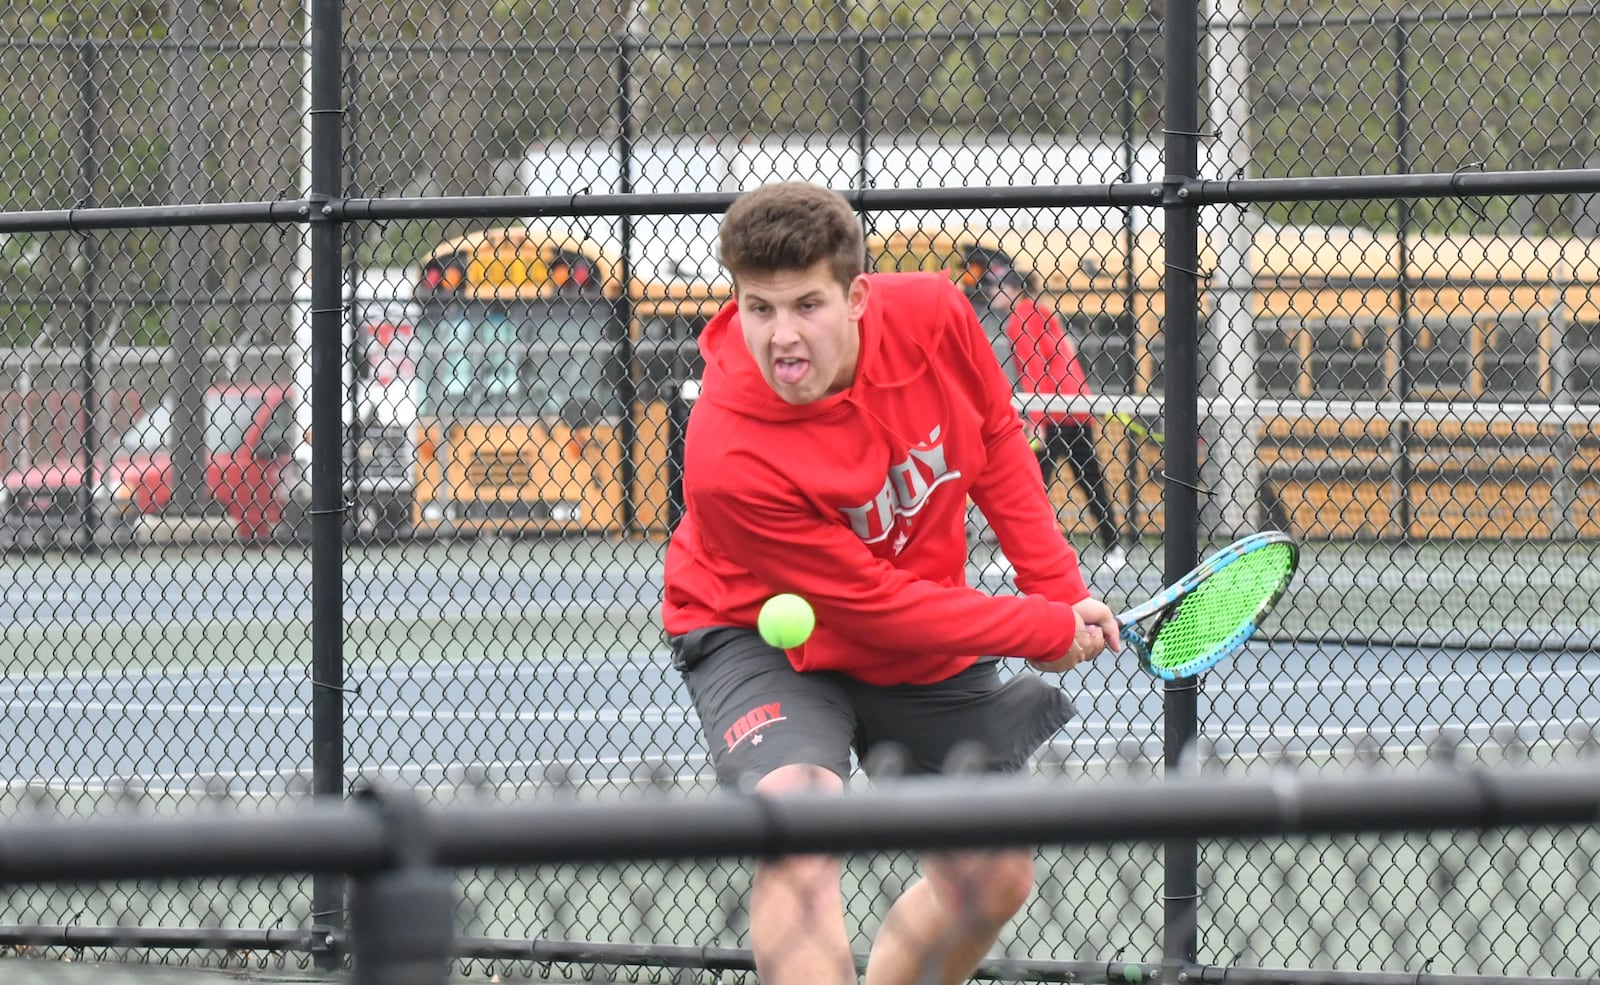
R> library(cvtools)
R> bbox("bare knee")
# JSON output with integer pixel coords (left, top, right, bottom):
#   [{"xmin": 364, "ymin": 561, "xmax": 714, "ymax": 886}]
[
  {"xmin": 754, "ymin": 762, "xmax": 845, "ymax": 798},
  {"xmin": 754, "ymin": 851, "xmax": 843, "ymax": 899},
  {"xmin": 923, "ymin": 850, "xmax": 1036, "ymax": 928},
  {"xmin": 751, "ymin": 764, "xmax": 848, "ymax": 908}
]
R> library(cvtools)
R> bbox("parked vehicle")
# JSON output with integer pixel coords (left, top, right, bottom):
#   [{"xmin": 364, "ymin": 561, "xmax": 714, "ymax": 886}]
[
  {"xmin": 408, "ymin": 225, "xmax": 721, "ymax": 537},
  {"xmin": 280, "ymin": 266, "xmax": 421, "ymax": 541},
  {"xmin": 0, "ymin": 383, "xmax": 296, "ymax": 550}
]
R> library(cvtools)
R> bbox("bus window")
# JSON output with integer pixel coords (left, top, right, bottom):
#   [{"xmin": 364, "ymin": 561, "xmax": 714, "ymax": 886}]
[
  {"xmin": 433, "ymin": 311, "xmax": 520, "ymax": 409},
  {"xmin": 638, "ymin": 314, "xmax": 701, "ymax": 342},
  {"xmin": 1071, "ymin": 312, "xmax": 1137, "ymax": 395},
  {"xmin": 1309, "ymin": 318, "xmax": 1385, "ymax": 397},
  {"xmin": 418, "ymin": 295, "xmax": 623, "ymax": 423},
  {"xmin": 1256, "ymin": 320, "xmax": 1301, "ymax": 398},
  {"xmin": 1566, "ymin": 321, "xmax": 1600, "ymax": 398},
  {"xmin": 636, "ymin": 314, "xmax": 707, "ymax": 402},
  {"xmin": 1407, "ymin": 316, "xmax": 1472, "ymax": 395},
  {"xmin": 1479, "ymin": 318, "xmax": 1542, "ymax": 396}
]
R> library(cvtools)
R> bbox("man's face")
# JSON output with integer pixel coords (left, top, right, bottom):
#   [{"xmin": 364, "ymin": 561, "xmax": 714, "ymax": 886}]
[{"xmin": 735, "ymin": 260, "xmax": 869, "ymax": 405}]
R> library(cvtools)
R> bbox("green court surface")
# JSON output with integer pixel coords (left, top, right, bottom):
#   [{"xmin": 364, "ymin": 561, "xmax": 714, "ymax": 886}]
[
  {"xmin": 4, "ymin": 535, "xmax": 1596, "ymax": 677},
  {"xmin": 3, "ymin": 534, "xmax": 1597, "ymax": 982}
]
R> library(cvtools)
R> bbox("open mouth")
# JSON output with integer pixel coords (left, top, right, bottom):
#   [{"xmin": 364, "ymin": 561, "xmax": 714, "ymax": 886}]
[{"xmin": 774, "ymin": 357, "xmax": 809, "ymax": 385}]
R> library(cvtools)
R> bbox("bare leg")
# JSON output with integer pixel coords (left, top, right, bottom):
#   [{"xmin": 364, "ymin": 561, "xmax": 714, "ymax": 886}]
[
  {"xmin": 749, "ymin": 764, "xmax": 857, "ymax": 985},
  {"xmin": 863, "ymin": 849, "xmax": 1036, "ymax": 985}
]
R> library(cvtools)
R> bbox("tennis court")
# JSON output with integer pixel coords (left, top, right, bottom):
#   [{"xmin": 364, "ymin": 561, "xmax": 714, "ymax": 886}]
[
  {"xmin": 3, "ymin": 535, "xmax": 1597, "ymax": 980},
  {"xmin": 5, "ymin": 535, "xmax": 1598, "ymax": 793},
  {"xmin": 4, "ymin": 536, "xmax": 1596, "ymax": 804}
]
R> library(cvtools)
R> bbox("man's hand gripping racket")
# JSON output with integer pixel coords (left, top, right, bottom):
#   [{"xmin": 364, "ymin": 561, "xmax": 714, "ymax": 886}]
[{"xmin": 1118, "ymin": 531, "xmax": 1299, "ymax": 680}]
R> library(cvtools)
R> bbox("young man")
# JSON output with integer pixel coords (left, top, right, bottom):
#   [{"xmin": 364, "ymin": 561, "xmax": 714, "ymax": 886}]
[
  {"xmin": 965, "ymin": 247, "xmax": 1125, "ymax": 573},
  {"xmin": 661, "ymin": 181, "xmax": 1120, "ymax": 985}
]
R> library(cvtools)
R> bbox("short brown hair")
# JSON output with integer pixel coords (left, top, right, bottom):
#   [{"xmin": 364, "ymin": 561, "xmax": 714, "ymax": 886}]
[{"xmin": 718, "ymin": 181, "xmax": 865, "ymax": 290}]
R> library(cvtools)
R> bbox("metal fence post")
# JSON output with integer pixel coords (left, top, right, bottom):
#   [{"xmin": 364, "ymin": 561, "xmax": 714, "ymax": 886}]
[
  {"xmin": 1389, "ymin": 15, "xmax": 1417, "ymax": 543},
  {"xmin": 1161, "ymin": 0, "xmax": 1203, "ymax": 977},
  {"xmin": 309, "ymin": 0, "xmax": 348, "ymax": 966},
  {"xmin": 75, "ymin": 39, "xmax": 102, "ymax": 551},
  {"xmin": 349, "ymin": 784, "xmax": 455, "ymax": 985},
  {"xmin": 614, "ymin": 27, "xmax": 640, "ymax": 534}
]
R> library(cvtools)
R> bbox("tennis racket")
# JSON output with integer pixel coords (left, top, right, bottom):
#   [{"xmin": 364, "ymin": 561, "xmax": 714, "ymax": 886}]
[{"xmin": 1118, "ymin": 531, "xmax": 1299, "ymax": 681}]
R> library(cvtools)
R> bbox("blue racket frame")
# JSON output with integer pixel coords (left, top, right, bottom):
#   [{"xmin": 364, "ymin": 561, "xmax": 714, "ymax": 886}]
[{"xmin": 1117, "ymin": 530, "xmax": 1298, "ymax": 681}]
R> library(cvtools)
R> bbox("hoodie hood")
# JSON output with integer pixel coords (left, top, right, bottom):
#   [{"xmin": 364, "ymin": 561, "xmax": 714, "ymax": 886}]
[{"xmin": 696, "ymin": 272, "xmax": 950, "ymax": 423}]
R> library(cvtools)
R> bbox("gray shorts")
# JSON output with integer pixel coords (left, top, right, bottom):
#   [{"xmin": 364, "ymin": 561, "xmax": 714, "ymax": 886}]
[{"xmin": 671, "ymin": 627, "xmax": 1076, "ymax": 790}]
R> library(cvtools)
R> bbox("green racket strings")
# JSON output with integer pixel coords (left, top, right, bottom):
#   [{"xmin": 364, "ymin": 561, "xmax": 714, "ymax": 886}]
[{"xmin": 1148, "ymin": 543, "xmax": 1296, "ymax": 674}]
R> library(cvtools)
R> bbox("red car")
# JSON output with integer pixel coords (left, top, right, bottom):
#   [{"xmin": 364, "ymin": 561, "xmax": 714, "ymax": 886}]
[{"xmin": 0, "ymin": 383, "xmax": 297, "ymax": 550}]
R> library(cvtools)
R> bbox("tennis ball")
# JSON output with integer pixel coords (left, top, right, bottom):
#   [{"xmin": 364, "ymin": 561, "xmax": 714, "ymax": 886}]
[{"xmin": 758, "ymin": 593, "xmax": 815, "ymax": 649}]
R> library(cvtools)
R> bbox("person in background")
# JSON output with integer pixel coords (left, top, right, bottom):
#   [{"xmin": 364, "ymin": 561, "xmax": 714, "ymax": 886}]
[{"xmin": 964, "ymin": 246, "xmax": 1125, "ymax": 574}]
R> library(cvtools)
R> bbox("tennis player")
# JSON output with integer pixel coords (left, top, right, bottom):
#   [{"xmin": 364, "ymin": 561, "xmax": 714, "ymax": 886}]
[{"xmin": 662, "ymin": 180, "xmax": 1120, "ymax": 985}]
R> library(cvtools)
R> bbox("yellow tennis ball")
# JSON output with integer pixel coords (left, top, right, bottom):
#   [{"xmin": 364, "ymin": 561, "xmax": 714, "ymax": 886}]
[{"xmin": 758, "ymin": 593, "xmax": 815, "ymax": 649}]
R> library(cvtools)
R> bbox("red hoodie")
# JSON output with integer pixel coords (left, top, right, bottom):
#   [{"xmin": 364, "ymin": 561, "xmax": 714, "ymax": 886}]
[
  {"xmin": 661, "ymin": 271, "xmax": 1090, "ymax": 686},
  {"xmin": 1007, "ymin": 296, "xmax": 1094, "ymax": 427}
]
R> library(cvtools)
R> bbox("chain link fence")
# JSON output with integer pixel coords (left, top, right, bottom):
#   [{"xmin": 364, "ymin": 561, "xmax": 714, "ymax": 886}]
[
  {"xmin": 2, "ymin": 0, "xmax": 1599, "ymax": 981},
  {"xmin": 3, "ymin": 751, "xmax": 1599, "ymax": 985}
]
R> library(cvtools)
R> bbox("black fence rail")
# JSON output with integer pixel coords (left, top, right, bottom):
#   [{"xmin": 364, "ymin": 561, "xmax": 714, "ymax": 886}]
[{"xmin": 3, "ymin": 759, "xmax": 1599, "ymax": 985}]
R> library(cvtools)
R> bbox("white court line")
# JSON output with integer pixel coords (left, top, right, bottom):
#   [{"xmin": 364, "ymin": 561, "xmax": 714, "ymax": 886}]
[
  {"xmin": 2, "ymin": 698, "xmax": 694, "ymax": 724},
  {"xmin": 1209, "ymin": 665, "xmax": 1600, "ymax": 694},
  {"xmin": 1296, "ymin": 567, "xmax": 1599, "ymax": 592},
  {"xmin": 1155, "ymin": 715, "xmax": 1598, "ymax": 743},
  {"xmin": 9, "ymin": 663, "xmax": 1595, "ymax": 708},
  {"xmin": 5, "ymin": 633, "xmax": 1592, "ymax": 687},
  {"xmin": 0, "ymin": 648, "xmax": 672, "ymax": 686},
  {"xmin": 7, "ymin": 687, "xmax": 1588, "ymax": 752},
  {"xmin": 1, "ymin": 596, "xmax": 653, "ymax": 633},
  {"xmin": 2, "ymin": 752, "xmax": 711, "ymax": 796},
  {"xmin": 1044, "ymin": 735, "xmax": 1600, "ymax": 775},
  {"xmin": 14, "ymin": 722, "xmax": 1593, "ymax": 796},
  {"xmin": 1121, "ymin": 714, "xmax": 1595, "ymax": 743}
]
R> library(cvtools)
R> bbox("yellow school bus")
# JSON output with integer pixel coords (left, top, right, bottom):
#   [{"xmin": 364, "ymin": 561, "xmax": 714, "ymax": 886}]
[
  {"xmin": 410, "ymin": 225, "xmax": 727, "ymax": 537},
  {"xmin": 410, "ymin": 221, "xmax": 1600, "ymax": 541},
  {"xmin": 872, "ymin": 223, "xmax": 1600, "ymax": 540}
]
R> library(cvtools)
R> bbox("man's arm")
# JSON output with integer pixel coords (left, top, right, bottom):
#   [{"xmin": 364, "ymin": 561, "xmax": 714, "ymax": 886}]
[{"xmin": 691, "ymin": 470, "xmax": 1082, "ymax": 662}]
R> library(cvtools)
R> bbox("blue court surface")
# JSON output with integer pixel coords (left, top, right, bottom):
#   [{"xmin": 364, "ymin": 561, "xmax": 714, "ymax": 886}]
[
  {"xmin": 3, "ymin": 537, "xmax": 1595, "ymax": 803},
  {"xmin": 2, "ymin": 538, "xmax": 1598, "ymax": 985}
]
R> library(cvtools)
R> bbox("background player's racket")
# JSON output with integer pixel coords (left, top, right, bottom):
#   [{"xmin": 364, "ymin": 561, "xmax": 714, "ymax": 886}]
[{"xmin": 1119, "ymin": 531, "xmax": 1298, "ymax": 680}]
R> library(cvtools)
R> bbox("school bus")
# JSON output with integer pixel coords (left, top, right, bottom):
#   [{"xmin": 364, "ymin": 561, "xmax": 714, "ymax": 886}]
[
  {"xmin": 872, "ymin": 223, "xmax": 1600, "ymax": 540},
  {"xmin": 410, "ymin": 221, "xmax": 1600, "ymax": 542},
  {"xmin": 409, "ymin": 225, "xmax": 726, "ymax": 537}
]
